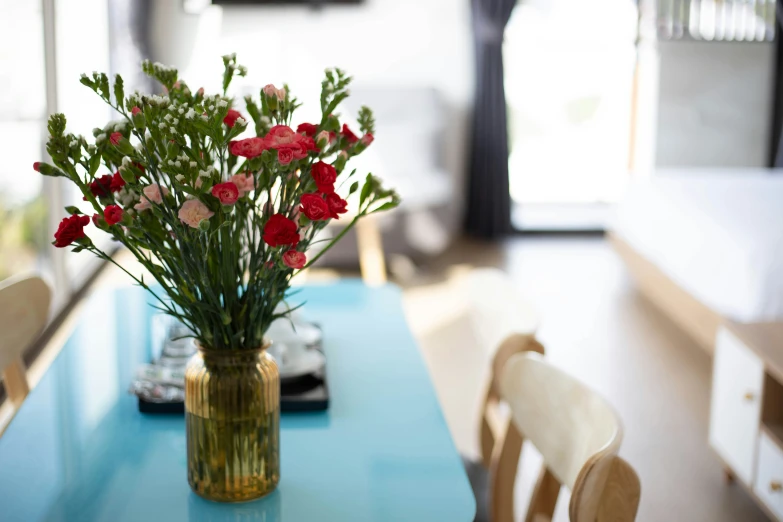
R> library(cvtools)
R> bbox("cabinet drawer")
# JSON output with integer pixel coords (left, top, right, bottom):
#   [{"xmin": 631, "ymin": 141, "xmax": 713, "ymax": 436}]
[
  {"xmin": 755, "ymin": 432, "xmax": 783, "ymax": 519},
  {"xmin": 709, "ymin": 327, "xmax": 764, "ymax": 484}
]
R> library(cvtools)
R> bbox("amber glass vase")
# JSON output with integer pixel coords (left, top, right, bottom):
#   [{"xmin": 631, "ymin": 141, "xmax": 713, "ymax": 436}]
[{"xmin": 185, "ymin": 343, "xmax": 280, "ymax": 502}]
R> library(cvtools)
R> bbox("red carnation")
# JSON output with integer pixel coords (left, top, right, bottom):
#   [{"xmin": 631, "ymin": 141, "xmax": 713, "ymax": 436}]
[
  {"xmin": 300, "ymin": 193, "xmax": 330, "ymax": 221},
  {"xmin": 103, "ymin": 205, "xmax": 124, "ymax": 225},
  {"xmin": 278, "ymin": 148, "xmax": 294, "ymax": 165},
  {"xmin": 229, "ymin": 137, "xmax": 268, "ymax": 158},
  {"xmin": 341, "ymin": 124, "xmax": 359, "ymax": 144},
  {"xmin": 360, "ymin": 133, "xmax": 374, "ymax": 147},
  {"xmin": 263, "ymin": 214, "xmax": 299, "ymax": 247},
  {"xmin": 109, "ymin": 132, "xmax": 123, "ymax": 146},
  {"xmin": 310, "ymin": 161, "xmax": 337, "ymax": 194},
  {"xmin": 296, "ymin": 123, "xmax": 318, "ymax": 137},
  {"xmin": 131, "ymin": 106, "xmax": 142, "ymax": 116},
  {"xmin": 89, "ymin": 174, "xmax": 113, "ymax": 198},
  {"xmin": 110, "ymin": 171, "xmax": 125, "ymax": 192},
  {"xmin": 211, "ymin": 181, "xmax": 240, "ymax": 205},
  {"xmin": 33, "ymin": 162, "xmax": 41, "ymax": 172},
  {"xmin": 299, "ymin": 135, "xmax": 319, "ymax": 152},
  {"xmin": 223, "ymin": 109, "xmax": 243, "ymax": 128},
  {"xmin": 325, "ymin": 193, "xmax": 348, "ymax": 219},
  {"xmin": 53, "ymin": 215, "xmax": 90, "ymax": 248},
  {"xmin": 283, "ymin": 250, "xmax": 306, "ymax": 269}
]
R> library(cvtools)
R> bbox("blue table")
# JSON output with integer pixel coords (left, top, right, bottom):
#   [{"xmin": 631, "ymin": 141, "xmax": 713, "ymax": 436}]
[{"xmin": 0, "ymin": 281, "xmax": 474, "ymax": 521}]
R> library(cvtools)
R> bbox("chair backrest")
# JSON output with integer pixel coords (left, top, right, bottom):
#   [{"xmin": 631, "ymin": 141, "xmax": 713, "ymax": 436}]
[
  {"xmin": 0, "ymin": 276, "xmax": 51, "ymax": 407},
  {"xmin": 494, "ymin": 352, "xmax": 641, "ymax": 522}
]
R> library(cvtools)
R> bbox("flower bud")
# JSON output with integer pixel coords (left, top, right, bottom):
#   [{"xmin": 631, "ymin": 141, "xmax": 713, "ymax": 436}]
[
  {"xmin": 33, "ymin": 161, "xmax": 64, "ymax": 177},
  {"xmin": 132, "ymin": 110, "xmax": 146, "ymax": 130},
  {"xmin": 315, "ymin": 130, "xmax": 330, "ymax": 149},
  {"xmin": 334, "ymin": 150, "xmax": 348, "ymax": 172},
  {"xmin": 198, "ymin": 219, "xmax": 211, "ymax": 231},
  {"xmin": 166, "ymin": 141, "xmax": 180, "ymax": 158}
]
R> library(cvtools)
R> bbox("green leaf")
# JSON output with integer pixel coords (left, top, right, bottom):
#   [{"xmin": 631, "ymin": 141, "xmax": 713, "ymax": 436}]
[
  {"xmin": 98, "ymin": 74, "xmax": 110, "ymax": 101},
  {"xmin": 371, "ymin": 201, "xmax": 399, "ymax": 214},
  {"xmin": 349, "ymin": 181, "xmax": 359, "ymax": 195},
  {"xmin": 113, "ymin": 74, "xmax": 125, "ymax": 107},
  {"xmin": 65, "ymin": 206, "xmax": 83, "ymax": 215},
  {"xmin": 88, "ymin": 154, "xmax": 101, "ymax": 176},
  {"xmin": 359, "ymin": 174, "xmax": 372, "ymax": 207}
]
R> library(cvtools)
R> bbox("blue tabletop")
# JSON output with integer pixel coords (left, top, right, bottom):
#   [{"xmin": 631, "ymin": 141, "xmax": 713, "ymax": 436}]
[{"xmin": 0, "ymin": 280, "xmax": 474, "ymax": 522}]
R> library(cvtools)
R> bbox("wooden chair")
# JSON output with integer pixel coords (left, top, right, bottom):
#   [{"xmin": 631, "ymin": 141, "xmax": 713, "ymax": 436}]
[
  {"xmin": 0, "ymin": 276, "xmax": 51, "ymax": 411},
  {"xmin": 487, "ymin": 351, "xmax": 641, "ymax": 522},
  {"xmin": 464, "ymin": 333, "xmax": 546, "ymax": 522}
]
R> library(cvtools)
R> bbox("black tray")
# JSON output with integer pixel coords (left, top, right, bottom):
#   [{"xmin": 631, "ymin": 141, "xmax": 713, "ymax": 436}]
[{"xmin": 138, "ymin": 369, "xmax": 329, "ymax": 414}]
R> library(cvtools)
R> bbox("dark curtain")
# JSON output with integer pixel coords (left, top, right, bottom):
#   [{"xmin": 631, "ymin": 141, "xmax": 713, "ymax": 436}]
[
  {"xmin": 772, "ymin": 0, "xmax": 783, "ymax": 167},
  {"xmin": 464, "ymin": 0, "xmax": 517, "ymax": 238}
]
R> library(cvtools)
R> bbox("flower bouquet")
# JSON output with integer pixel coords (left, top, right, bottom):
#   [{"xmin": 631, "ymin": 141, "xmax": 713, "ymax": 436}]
[{"xmin": 34, "ymin": 55, "xmax": 398, "ymax": 501}]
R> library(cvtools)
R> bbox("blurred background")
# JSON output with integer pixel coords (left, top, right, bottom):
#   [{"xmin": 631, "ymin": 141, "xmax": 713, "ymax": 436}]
[{"xmin": 3, "ymin": 0, "xmax": 783, "ymax": 520}]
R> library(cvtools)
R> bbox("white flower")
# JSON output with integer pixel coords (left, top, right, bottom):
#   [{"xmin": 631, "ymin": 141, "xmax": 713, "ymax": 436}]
[
  {"xmin": 164, "ymin": 114, "xmax": 172, "ymax": 122},
  {"xmin": 96, "ymin": 133, "xmax": 106, "ymax": 142},
  {"xmin": 208, "ymin": 105, "xmax": 215, "ymax": 111},
  {"xmin": 185, "ymin": 109, "xmax": 196, "ymax": 119},
  {"xmin": 201, "ymin": 114, "xmax": 208, "ymax": 122},
  {"xmin": 235, "ymin": 117, "xmax": 246, "ymax": 126},
  {"xmin": 167, "ymin": 160, "xmax": 175, "ymax": 166},
  {"xmin": 172, "ymin": 118, "xmax": 178, "ymax": 125},
  {"xmin": 189, "ymin": 161, "xmax": 197, "ymax": 168},
  {"xmin": 69, "ymin": 140, "xmax": 78, "ymax": 148},
  {"xmin": 80, "ymin": 73, "xmax": 87, "ymax": 80},
  {"xmin": 158, "ymin": 122, "xmax": 166, "ymax": 129},
  {"xmin": 170, "ymin": 126, "xmax": 177, "ymax": 133},
  {"xmin": 121, "ymin": 156, "xmax": 132, "ymax": 166},
  {"xmin": 175, "ymin": 174, "xmax": 185, "ymax": 182},
  {"xmin": 178, "ymin": 108, "xmax": 185, "ymax": 115},
  {"xmin": 174, "ymin": 161, "xmax": 181, "ymax": 168},
  {"xmin": 217, "ymin": 100, "xmax": 227, "ymax": 108}
]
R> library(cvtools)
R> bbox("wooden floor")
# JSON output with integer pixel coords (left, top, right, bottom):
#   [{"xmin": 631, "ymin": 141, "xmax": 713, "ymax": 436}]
[{"xmin": 402, "ymin": 236, "xmax": 769, "ymax": 522}]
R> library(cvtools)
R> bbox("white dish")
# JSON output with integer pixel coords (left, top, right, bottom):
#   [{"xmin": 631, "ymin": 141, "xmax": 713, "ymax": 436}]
[{"xmin": 269, "ymin": 343, "xmax": 325, "ymax": 379}]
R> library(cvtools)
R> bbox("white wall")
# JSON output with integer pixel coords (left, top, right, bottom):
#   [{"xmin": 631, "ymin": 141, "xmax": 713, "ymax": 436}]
[{"xmin": 655, "ymin": 40, "xmax": 773, "ymax": 168}]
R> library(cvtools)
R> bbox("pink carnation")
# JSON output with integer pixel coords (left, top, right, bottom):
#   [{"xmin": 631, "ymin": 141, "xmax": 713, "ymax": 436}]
[
  {"xmin": 263, "ymin": 84, "xmax": 286, "ymax": 101},
  {"xmin": 134, "ymin": 184, "xmax": 170, "ymax": 211},
  {"xmin": 283, "ymin": 250, "xmax": 306, "ymax": 270},
  {"xmin": 178, "ymin": 199, "xmax": 214, "ymax": 228},
  {"xmin": 230, "ymin": 173, "xmax": 255, "ymax": 196}
]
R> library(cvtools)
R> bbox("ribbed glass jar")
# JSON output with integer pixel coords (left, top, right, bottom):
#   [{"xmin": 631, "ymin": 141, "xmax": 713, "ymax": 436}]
[{"xmin": 185, "ymin": 343, "xmax": 280, "ymax": 502}]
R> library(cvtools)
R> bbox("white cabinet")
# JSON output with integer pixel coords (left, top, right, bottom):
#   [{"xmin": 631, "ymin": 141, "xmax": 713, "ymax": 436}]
[
  {"xmin": 756, "ymin": 432, "xmax": 783, "ymax": 519},
  {"xmin": 709, "ymin": 328, "xmax": 764, "ymax": 484}
]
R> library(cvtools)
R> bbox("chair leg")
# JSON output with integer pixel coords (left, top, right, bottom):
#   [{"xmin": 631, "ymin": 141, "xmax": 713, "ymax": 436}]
[
  {"xmin": 356, "ymin": 215, "xmax": 387, "ymax": 286},
  {"xmin": 2, "ymin": 359, "xmax": 30, "ymax": 407},
  {"xmin": 525, "ymin": 465, "xmax": 560, "ymax": 522}
]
